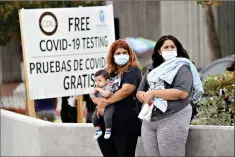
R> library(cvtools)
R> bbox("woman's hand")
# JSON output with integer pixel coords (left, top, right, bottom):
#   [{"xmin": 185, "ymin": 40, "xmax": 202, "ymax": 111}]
[
  {"xmin": 136, "ymin": 91, "xmax": 145, "ymax": 103},
  {"xmin": 97, "ymin": 106, "xmax": 105, "ymax": 116},
  {"xmin": 98, "ymin": 98, "xmax": 109, "ymax": 108},
  {"xmin": 148, "ymin": 99, "xmax": 153, "ymax": 106},
  {"xmin": 142, "ymin": 91, "xmax": 154, "ymax": 104},
  {"xmin": 91, "ymin": 97, "xmax": 108, "ymax": 107}
]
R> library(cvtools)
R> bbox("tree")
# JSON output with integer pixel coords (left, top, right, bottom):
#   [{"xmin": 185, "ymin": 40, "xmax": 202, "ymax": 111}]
[
  {"xmin": 196, "ymin": 0, "xmax": 222, "ymax": 61},
  {"xmin": 0, "ymin": 1, "xmax": 104, "ymax": 46}
]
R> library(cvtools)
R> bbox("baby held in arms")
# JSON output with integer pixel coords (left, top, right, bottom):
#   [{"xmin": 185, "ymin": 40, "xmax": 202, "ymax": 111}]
[{"xmin": 90, "ymin": 69, "xmax": 117, "ymax": 140}]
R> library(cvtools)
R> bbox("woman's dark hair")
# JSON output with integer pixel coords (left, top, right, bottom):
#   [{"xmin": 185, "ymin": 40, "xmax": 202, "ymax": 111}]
[{"xmin": 152, "ymin": 35, "xmax": 190, "ymax": 68}]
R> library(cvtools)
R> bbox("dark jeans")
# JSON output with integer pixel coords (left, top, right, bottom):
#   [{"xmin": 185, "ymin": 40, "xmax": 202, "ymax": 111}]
[
  {"xmin": 92, "ymin": 104, "xmax": 115, "ymax": 129},
  {"xmin": 95, "ymin": 107, "xmax": 139, "ymax": 157},
  {"xmin": 97, "ymin": 133, "xmax": 138, "ymax": 157}
]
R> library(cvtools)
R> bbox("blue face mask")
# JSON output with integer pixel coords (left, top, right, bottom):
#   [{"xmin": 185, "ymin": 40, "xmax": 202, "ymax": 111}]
[{"xmin": 114, "ymin": 54, "xmax": 130, "ymax": 66}]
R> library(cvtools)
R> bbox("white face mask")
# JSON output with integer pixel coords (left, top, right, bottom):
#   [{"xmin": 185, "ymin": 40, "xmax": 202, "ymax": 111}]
[
  {"xmin": 162, "ymin": 50, "xmax": 177, "ymax": 61},
  {"xmin": 114, "ymin": 54, "xmax": 130, "ymax": 66}
]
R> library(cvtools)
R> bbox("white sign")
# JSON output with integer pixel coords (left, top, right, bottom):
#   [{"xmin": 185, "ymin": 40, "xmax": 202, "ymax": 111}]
[{"xmin": 19, "ymin": 5, "xmax": 115, "ymax": 99}]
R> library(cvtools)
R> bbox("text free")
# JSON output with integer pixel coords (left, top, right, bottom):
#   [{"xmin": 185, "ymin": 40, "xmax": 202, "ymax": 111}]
[{"xmin": 68, "ymin": 16, "xmax": 90, "ymax": 32}]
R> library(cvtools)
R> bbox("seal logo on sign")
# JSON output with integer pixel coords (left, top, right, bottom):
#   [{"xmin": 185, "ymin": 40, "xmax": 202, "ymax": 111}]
[{"xmin": 39, "ymin": 12, "xmax": 58, "ymax": 36}]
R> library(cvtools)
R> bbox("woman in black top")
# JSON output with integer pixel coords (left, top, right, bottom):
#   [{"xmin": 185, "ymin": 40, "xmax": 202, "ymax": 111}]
[{"xmin": 91, "ymin": 39, "xmax": 142, "ymax": 157}]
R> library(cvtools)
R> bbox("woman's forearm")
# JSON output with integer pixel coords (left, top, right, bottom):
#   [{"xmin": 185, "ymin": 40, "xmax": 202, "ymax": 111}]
[
  {"xmin": 152, "ymin": 88, "xmax": 189, "ymax": 100},
  {"xmin": 107, "ymin": 89, "xmax": 130, "ymax": 104},
  {"xmin": 107, "ymin": 84, "xmax": 136, "ymax": 106}
]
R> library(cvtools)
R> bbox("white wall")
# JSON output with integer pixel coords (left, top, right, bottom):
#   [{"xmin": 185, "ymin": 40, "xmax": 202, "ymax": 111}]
[{"xmin": 1, "ymin": 109, "xmax": 234, "ymax": 156}]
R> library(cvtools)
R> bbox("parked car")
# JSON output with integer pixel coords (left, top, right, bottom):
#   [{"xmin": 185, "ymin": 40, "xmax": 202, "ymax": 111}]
[{"xmin": 199, "ymin": 54, "xmax": 234, "ymax": 81}]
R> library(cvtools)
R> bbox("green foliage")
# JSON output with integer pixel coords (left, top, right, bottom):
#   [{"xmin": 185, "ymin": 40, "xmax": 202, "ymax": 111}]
[
  {"xmin": 197, "ymin": 0, "xmax": 208, "ymax": 8},
  {"xmin": 192, "ymin": 71, "xmax": 235, "ymax": 126},
  {"xmin": 196, "ymin": 0, "xmax": 221, "ymax": 8},
  {"xmin": 0, "ymin": 1, "xmax": 104, "ymax": 46}
]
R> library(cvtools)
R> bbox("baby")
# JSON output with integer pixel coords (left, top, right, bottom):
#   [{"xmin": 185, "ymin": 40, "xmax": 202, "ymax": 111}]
[{"xmin": 90, "ymin": 69, "xmax": 117, "ymax": 140}]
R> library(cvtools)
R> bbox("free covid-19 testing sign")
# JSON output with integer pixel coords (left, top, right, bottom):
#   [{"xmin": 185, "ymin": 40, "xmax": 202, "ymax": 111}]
[{"xmin": 19, "ymin": 5, "xmax": 115, "ymax": 99}]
